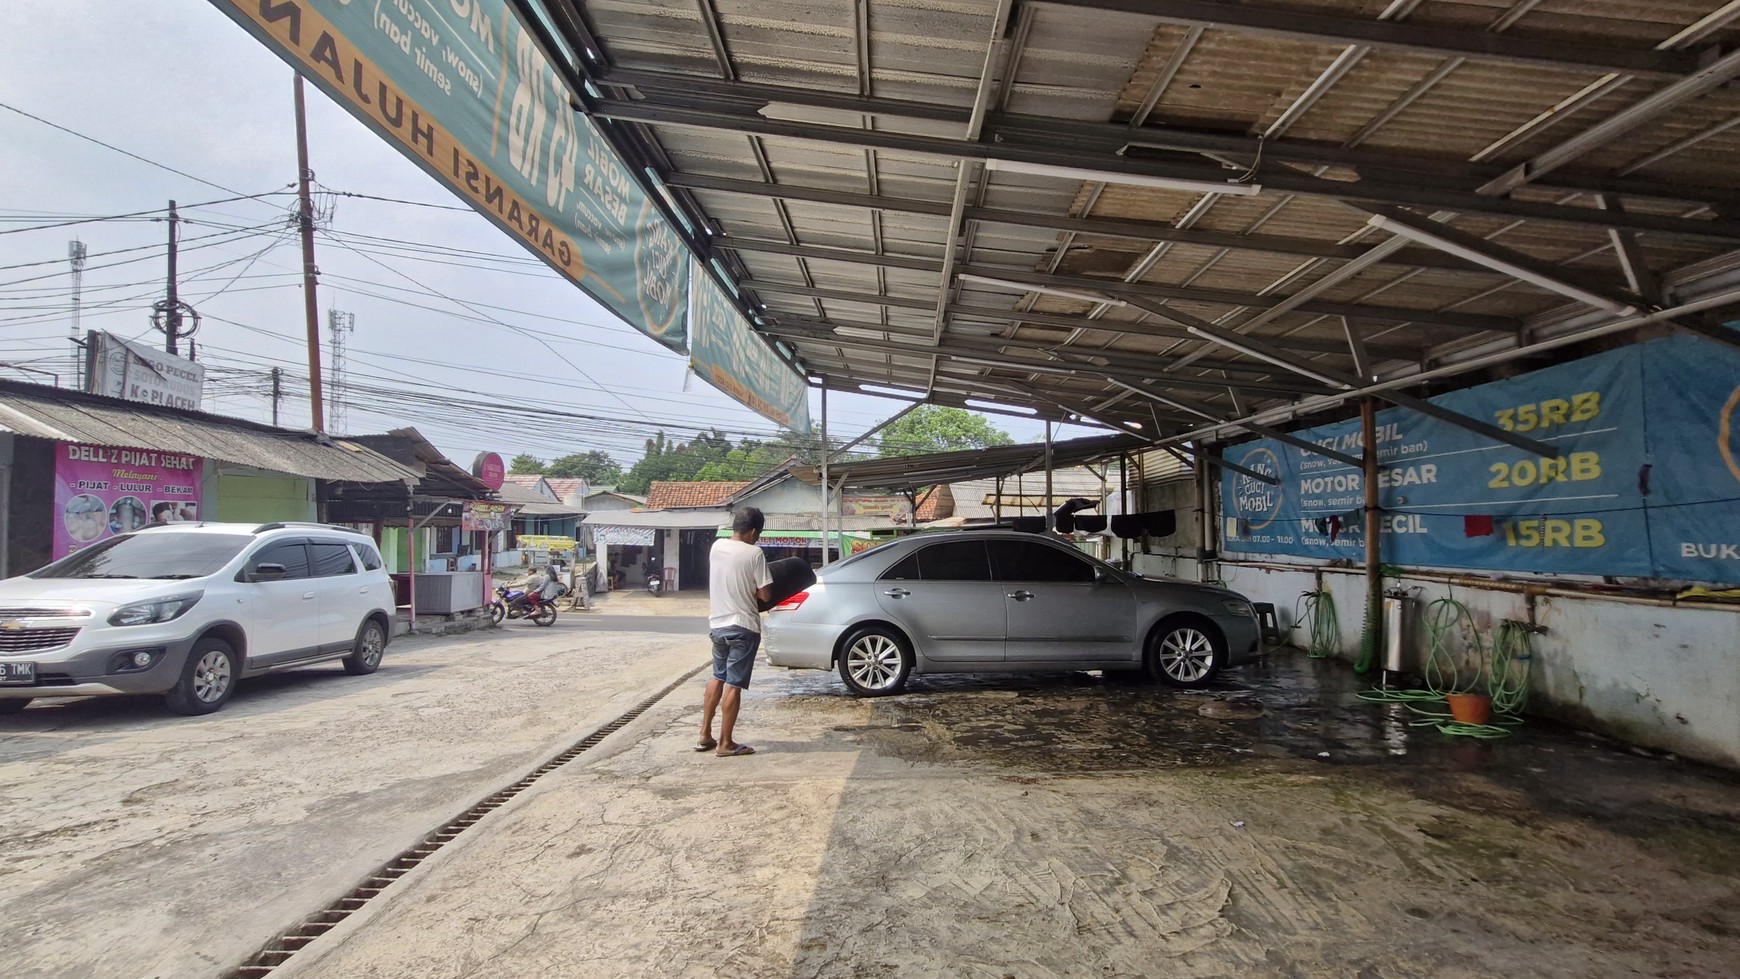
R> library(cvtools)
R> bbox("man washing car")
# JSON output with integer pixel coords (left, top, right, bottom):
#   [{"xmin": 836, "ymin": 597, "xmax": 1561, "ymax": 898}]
[{"xmin": 697, "ymin": 507, "xmax": 773, "ymax": 757}]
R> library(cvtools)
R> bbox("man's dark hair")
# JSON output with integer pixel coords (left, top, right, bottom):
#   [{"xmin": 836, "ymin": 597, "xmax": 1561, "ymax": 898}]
[{"xmin": 732, "ymin": 507, "xmax": 765, "ymax": 535}]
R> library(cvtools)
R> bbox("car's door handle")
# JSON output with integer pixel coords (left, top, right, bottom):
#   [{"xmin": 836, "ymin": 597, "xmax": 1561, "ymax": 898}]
[
  {"xmin": 1008, "ymin": 590, "xmax": 1035, "ymax": 601},
  {"xmin": 359, "ymin": 587, "xmax": 369, "ymax": 594},
  {"xmin": 883, "ymin": 587, "xmax": 910, "ymax": 598},
  {"xmin": 302, "ymin": 592, "xmax": 316, "ymax": 601}
]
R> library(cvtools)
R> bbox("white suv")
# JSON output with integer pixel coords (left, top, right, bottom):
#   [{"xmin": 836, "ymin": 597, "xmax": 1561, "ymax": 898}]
[{"xmin": 0, "ymin": 522, "xmax": 394, "ymax": 715}]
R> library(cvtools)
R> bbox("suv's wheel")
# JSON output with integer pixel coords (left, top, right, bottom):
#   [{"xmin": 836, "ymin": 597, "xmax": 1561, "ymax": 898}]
[
  {"xmin": 0, "ymin": 699, "xmax": 31, "ymax": 714},
  {"xmin": 837, "ymin": 626, "xmax": 913, "ymax": 696},
  {"xmin": 165, "ymin": 637, "xmax": 237, "ymax": 715},
  {"xmin": 1147, "ymin": 618, "xmax": 1225, "ymax": 688},
  {"xmin": 343, "ymin": 618, "xmax": 388, "ymax": 675}
]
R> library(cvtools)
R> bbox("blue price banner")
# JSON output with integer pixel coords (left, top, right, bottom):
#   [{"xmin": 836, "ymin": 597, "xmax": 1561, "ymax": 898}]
[
  {"xmin": 689, "ymin": 259, "xmax": 812, "ymax": 434},
  {"xmin": 1221, "ymin": 334, "xmax": 1740, "ymax": 584},
  {"xmin": 208, "ymin": 0, "xmax": 689, "ymax": 350}
]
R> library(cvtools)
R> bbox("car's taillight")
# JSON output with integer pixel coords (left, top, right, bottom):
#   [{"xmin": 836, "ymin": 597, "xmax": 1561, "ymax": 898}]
[{"xmin": 771, "ymin": 590, "xmax": 809, "ymax": 612}]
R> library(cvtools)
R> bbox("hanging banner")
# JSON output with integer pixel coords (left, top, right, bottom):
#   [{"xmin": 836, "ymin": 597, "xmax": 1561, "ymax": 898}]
[
  {"xmin": 53, "ymin": 443, "xmax": 204, "ymax": 560},
  {"xmin": 461, "ymin": 501, "xmax": 516, "ymax": 533},
  {"xmin": 85, "ymin": 332, "xmax": 206, "ymax": 411},
  {"xmin": 206, "ymin": 0, "xmax": 688, "ymax": 349},
  {"xmin": 688, "ymin": 259, "xmax": 813, "ymax": 433},
  {"xmin": 1219, "ymin": 333, "xmax": 1740, "ymax": 584}
]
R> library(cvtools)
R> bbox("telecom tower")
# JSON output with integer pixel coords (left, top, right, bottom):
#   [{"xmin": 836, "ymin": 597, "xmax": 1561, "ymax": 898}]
[
  {"xmin": 326, "ymin": 308, "xmax": 355, "ymax": 433},
  {"xmin": 68, "ymin": 240, "xmax": 86, "ymax": 389}
]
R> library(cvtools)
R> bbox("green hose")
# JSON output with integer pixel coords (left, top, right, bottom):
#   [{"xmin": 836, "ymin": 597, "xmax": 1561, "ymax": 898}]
[
  {"xmin": 1357, "ymin": 599, "xmax": 1535, "ymax": 739},
  {"xmin": 1293, "ymin": 590, "xmax": 1339, "ymax": 659}
]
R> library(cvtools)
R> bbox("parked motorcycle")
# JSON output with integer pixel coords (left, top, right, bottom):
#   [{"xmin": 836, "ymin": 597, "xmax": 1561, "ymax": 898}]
[
  {"xmin": 645, "ymin": 569, "xmax": 664, "ymax": 597},
  {"xmin": 490, "ymin": 584, "xmax": 558, "ymax": 626}
]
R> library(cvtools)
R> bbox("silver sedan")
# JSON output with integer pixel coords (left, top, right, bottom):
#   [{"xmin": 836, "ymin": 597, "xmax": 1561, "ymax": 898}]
[{"xmin": 763, "ymin": 531, "xmax": 1263, "ymax": 696}]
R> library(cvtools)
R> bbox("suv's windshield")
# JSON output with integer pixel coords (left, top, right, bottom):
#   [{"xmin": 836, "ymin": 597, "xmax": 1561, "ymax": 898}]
[{"xmin": 31, "ymin": 533, "xmax": 252, "ymax": 580}]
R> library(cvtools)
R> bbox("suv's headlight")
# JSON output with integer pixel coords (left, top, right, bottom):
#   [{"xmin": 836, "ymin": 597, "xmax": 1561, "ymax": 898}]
[
  {"xmin": 109, "ymin": 592, "xmax": 204, "ymax": 626},
  {"xmin": 1222, "ymin": 599, "xmax": 1253, "ymax": 616}
]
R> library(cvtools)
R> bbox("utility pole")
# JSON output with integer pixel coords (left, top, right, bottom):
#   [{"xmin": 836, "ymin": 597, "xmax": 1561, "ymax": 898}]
[
  {"xmin": 295, "ymin": 74, "xmax": 326, "ymax": 432},
  {"xmin": 326, "ymin": 307, "xmax": 354, "ymax": 433},
  {"xmin": 269, "ymin": 368, "xmax": 283, "ymax": 426},
  {"xmin": 150, "ymin": 202, "xmax": 198, "ymax": 355},
  {"xmin": 67, "ymin": 241, "xmax": 86, "ymax": 389}
]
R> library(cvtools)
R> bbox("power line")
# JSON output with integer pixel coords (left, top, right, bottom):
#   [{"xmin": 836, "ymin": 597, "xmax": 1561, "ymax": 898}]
[{"xmin": 0, "ymin": 100, "xmax": 247, "ymax": 194}]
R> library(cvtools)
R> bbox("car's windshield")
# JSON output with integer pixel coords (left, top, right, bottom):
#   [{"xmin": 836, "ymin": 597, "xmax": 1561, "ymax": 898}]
[{"xmin": 30, "ymin": 533, "xmax": 252, "ymax": 580}]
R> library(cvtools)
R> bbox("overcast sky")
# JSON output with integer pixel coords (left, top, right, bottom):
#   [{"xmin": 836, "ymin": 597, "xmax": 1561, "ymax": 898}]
[{"xmin": 0, "ymin": 0, "xmax": 1093, "ymax": 469}]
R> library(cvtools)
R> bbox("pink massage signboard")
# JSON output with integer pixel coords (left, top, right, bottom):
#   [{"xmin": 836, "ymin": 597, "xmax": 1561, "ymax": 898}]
[{"xmin": 52, "ymin": 442, "xmax": 204, "ymax": 560}]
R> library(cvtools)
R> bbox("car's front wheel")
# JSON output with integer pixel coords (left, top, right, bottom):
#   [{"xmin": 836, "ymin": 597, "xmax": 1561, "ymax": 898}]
[
  {"xmin": 165, "ymin": 637, "xmax": 237, "ymax": 715},
  {"xmin": 343, "ymin": 619, "xmax": 387, "ymax": 676},
  {"xmin": 837, "ymin": 625, "xmax": 913, "ymax": 696},
  {"xmin": 1147, "ymin": 618, "xmax": 1225, "ymax": 688}
]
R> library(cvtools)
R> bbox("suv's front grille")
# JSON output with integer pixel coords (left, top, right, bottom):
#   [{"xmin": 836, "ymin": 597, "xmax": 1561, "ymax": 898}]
[
  {"xmin": 0, "ymin": 607, "xmax": 90, "ymax": 618},
  {"xmin": 0, "ymin": 628, "xmax": 81, "ymax": 652}
]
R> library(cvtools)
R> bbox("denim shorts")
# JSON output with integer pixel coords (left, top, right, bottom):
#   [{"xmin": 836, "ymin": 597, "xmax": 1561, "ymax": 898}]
[{"xmin": 710, "ymin": 626, "xmax": 761, "ymax": 689}]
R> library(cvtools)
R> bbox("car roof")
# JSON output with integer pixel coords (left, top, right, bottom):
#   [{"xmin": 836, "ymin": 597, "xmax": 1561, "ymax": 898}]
[{"xmin": 132, "ymin": 521, "xmax": 375, "ymax": 542}]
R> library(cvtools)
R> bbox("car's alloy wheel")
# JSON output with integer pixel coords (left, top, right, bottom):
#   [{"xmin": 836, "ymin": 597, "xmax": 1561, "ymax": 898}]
[
  {"xmin": 1153, "ymin": 625, "xmax": 1222, "ymax": 688},
  {"xmin": 166, "ymin": 638, "xmax": 237, "ymax": 715},
  {"xmin": 837, "ymin": 627, "xmax": 911, "ymax": 696},
  {"xmin": 344, "ymin": 620, "xmax": 387, "ymax": 676}
]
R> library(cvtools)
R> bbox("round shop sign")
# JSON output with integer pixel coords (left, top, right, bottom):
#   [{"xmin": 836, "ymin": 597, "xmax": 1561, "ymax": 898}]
[
  {"xmin": 1230, "ymin": 447, "xmax": 1284, "ymax": 530},
  {"xmin": 473, "ymin": 452, "xmax": 505, "ymax": 491}
]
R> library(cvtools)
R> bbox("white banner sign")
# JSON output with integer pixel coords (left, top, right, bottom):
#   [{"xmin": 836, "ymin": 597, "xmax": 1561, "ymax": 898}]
[{"xmin": 86, "ymin": 332, "xmax": 205, "ymax": 412}]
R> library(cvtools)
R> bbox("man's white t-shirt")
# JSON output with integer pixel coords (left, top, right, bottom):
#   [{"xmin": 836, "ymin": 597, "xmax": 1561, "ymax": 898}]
[{"xmin": 709, "ymin": 538, "xmax": 773, "ymax": 633}]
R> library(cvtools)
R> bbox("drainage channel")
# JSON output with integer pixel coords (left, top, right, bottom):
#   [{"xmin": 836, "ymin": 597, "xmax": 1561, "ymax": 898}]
[{"xmin": 224, "ymin": 664, "xmax": 707, "ymax": 978}]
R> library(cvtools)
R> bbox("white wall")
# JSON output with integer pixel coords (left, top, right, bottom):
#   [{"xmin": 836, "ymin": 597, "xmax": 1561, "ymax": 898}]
[{"xmin": 1221, "ymin": 560, "xmax": 1740, "ymax": 769}]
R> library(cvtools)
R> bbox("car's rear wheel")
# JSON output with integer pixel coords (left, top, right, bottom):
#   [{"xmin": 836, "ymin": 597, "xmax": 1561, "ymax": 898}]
[
  {"xmin": 165, "ymin": 637, "xmax": 237, "ymax": 715},
  {"xmin": 343, "ymin": 619, "xmax": 387, "ymax": 676},
  {"xmin": 532, "ymin": 605, "xmax": 557, "ymax": 627},
  {"xmin": 1147, "ymin": 618, "xmax": 1225, "ymax": 688},
  {"xmin": 0, "ymin": 699, "xmax": 31, "ymax": 714},
  {"xmin": 837, "ymin": 626, "xmax": 913, "ymax": 696}
]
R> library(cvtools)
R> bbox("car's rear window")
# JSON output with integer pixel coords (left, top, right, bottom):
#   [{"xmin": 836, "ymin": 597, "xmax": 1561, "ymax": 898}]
[{"xmin": 32, "ymin": 533, "xmax": 253, "ymax": 580}]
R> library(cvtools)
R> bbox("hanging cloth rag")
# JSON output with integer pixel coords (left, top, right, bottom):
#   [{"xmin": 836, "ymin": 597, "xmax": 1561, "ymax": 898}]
[
  {"xmin": 1143, "ymin": 510, "xmax": 1177, "ymax": 536},
  {"xmin": 1463, "ymin": 514, "xmax": 1495, "ymax": 538},
  {"xmin": 1011, "ymin": 516, "xmax": 1046, "ymax": 534},
  {"xmin": 1074, "ymin": 515, "xmax": 1108, "ymax": 534},
  {"xmin": 1109, "ymin": 514, "xmax": 1145, "ymax": 539},
  {"xmin": 1328, "ymin": 515, "xmax": 1341, "ymax": 542}
]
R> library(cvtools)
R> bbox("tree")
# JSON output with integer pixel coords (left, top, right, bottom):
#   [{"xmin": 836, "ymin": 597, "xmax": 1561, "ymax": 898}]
[
  {"xmin": 618, "ymin": 429, "xmax": 735, "ymax": 493},
  {"xmin": 878, "ymin": 406, "xmax": 1013, "ymax": 457},
  {"xmin": 508, "ymin": 453, "xmax": 547, "ymax": 475},
  {"xmin": 546, "ymin": 450, "xmax": 625, "ymax": 484}
]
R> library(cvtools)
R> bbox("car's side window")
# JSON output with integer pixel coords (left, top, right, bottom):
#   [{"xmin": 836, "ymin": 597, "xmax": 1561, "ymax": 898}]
[
  {"xmin": 988, "ymin": 540, "xmax": 1096, "ymax": 583},
  {"xmin": 248, "ymin": 541, "xmax": 310, "ymax": 580},
  {"xmin": 310, "ymin": 542, "xmax": 357, "ymax": 577},
  {"xmin": 918, "ymin": 541, "xmax": 992, "ymax": 581},
  {"xmin": 353, "ymin": 543, "xmax": 383, "ymax": 572},
  {"xmin": 883, "ymin": 552, "xmax": 923, "ymax": 580}
]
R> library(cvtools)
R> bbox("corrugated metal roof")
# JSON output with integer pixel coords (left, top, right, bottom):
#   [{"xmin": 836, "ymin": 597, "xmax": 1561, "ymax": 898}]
[
  {"xmin": 549, "ymin": 0, "xmax": 1740, "ymax": 445},
  {"xmin": 789, "ymin": 432, "xmax": 1146, "ymax": 490},
  {"xmin": 0, "ymin": 381, "xmax": 417, "ymax": 484},
  {"xmin": 582, "ymin": 508, "xmax": 732, "ymax": 529}
]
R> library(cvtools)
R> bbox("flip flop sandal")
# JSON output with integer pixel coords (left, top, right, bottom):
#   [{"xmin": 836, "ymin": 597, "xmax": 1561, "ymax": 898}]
[
  {"xmin": 693, "ymin": 741, "xmax": 718, "ymax": 752},
  {"xmin": 715, "ymin": 744, "xmax": 755, "ymax": 757}
]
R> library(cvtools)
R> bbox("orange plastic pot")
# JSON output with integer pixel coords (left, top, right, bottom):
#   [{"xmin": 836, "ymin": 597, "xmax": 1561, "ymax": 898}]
[{"xmin": 1445, "ymin": 693, "xmax": 1493, "ymax": 726}]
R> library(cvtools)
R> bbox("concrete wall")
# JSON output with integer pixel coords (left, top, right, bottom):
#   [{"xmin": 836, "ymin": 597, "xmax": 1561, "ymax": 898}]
[
  {"xmin": 1220, "ymin": 560, "xmax": 1740, "ymax": 770},
  {"xmin": 1131, "ymin": 474, "xmax": 1204, "ymax": 581},
  {"xmin": 208, "ymin": 470, "xmax": 316, "ymax": 524}
]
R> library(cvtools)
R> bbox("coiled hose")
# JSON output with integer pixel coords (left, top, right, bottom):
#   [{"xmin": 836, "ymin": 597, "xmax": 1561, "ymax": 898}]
[
  {"xmin": 1293, "ymin": 590, "xmax": 1339, "ymax": 659},
  {"xmin": 1358, "ymin": 598, "xmax": 1535, "ymax": 739}
]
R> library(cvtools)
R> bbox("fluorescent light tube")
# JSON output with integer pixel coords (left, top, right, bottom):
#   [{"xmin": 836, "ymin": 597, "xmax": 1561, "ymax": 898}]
[
  {"xmin": 985, "ymin": 159, "xmax": 1263, "ymax": 197},
  {"xmin": 1185, "ymin": 327, "xmax": 1354, "ymax": 390},
  {"xmin": 966, "ymin": 399, "xmax": 1038, "ymax": 415},
  {"xmin": 1366, "ymin": 214, "xmax": 1637, "ymax": 316},
  {"xmin": 957, "ymin": 273, "xmax": 1126, "ymax": 307}
]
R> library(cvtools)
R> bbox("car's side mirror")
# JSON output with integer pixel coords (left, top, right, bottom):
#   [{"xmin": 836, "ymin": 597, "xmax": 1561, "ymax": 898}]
[{"xmin": 246, "ymin": 563, "xmax": 288, "ymax": 583}]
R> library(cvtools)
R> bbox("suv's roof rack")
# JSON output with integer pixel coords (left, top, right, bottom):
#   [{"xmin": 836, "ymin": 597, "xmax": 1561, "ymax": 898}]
[{"xmin": 251, "ymin": 521, "xmax": 363, "ymax": 534}]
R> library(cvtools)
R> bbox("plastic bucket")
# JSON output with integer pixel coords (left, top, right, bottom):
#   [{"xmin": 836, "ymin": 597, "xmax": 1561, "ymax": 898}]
[{"xmin": 1445, "ymin": 693, "xmax": 1493, "ymax": 726}]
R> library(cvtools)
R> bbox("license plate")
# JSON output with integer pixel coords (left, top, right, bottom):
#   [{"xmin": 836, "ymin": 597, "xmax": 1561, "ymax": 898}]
[{"xmin": 0, "ymin": 662, "xmax": 36, "ymax": 685}]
